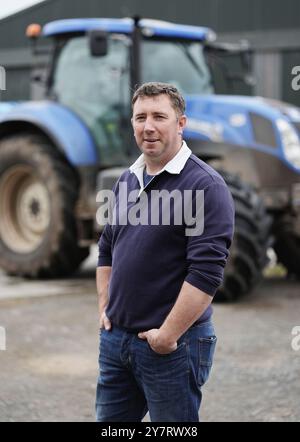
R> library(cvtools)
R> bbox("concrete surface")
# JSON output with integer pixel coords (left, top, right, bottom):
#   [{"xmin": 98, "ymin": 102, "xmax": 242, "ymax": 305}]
[{"xmin": 0, "ymin": 249, "xmax": 299, "ymax": 422}]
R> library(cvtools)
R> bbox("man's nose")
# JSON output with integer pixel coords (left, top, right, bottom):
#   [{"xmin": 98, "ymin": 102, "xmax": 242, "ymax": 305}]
[{"xmin": 144, "ymin": 118, "xmax": 155, "ymax": 132}]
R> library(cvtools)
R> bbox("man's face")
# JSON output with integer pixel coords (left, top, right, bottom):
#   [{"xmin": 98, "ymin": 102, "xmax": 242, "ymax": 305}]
[{"xmin": 131, "ymin": 94, "xmax": 186, "ymax": 162}]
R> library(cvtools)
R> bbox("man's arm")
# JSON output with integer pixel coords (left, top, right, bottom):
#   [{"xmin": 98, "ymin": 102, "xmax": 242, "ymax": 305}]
[
  {"xmin": 96, "ymin": 266, "xmax": 112, "ymax": 330},
  {"xmin": 138, "ymin": 181, "xmax": 234, "ymax": 354},
  {"xmin": 160, "ymin": 281, "xmax": 212, "ymax": 342},
  {"xmin": 97, "ymin": 217, "xmax": 114, "ymax": 330},
  {"xmin": 138, "ymin": 281, "xmax": 212, "ymax": 354}
]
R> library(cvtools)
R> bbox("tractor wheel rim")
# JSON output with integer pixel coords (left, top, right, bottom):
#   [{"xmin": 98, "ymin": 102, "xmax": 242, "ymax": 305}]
[{"xmin": 0, "ymin": 165, "xmax": 51, "ymax": 253}]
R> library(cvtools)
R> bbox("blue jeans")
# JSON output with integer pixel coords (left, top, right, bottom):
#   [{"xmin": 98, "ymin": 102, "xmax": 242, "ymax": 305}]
[{"xmin": 95, "ymin": 321, "xmax": 217, "ymax": 422}]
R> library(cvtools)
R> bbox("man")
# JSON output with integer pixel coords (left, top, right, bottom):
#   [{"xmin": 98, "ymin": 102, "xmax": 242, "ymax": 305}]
[{"xmin": 96, "ymin": 82, "xmax": 234, "ymax": 422}]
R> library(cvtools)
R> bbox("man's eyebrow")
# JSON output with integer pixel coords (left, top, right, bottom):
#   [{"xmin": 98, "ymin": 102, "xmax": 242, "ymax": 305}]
[
  {"xmin": 153, "ymin": 111, "xmax": 168, "ymax": 116},
  {"xmin": 134, "ymin": 111, "xmax": 168, "ymax": 117}
]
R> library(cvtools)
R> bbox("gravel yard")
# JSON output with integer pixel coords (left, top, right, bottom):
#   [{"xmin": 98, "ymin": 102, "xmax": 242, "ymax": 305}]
[{"xmin": 0, "ymin": 259, "xmax": 299, "ymax": 422}]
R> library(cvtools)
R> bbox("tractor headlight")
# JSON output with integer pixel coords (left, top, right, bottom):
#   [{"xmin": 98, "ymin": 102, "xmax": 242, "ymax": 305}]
[{"xmin": 276, "ymin": 119, "xmax": 300, "ymax": 168}]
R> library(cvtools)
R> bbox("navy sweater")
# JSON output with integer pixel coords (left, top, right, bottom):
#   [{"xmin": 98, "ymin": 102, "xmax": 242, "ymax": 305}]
[{"xmin": 98, "ymin": 154, "xmax": 234, "ymax": 332}]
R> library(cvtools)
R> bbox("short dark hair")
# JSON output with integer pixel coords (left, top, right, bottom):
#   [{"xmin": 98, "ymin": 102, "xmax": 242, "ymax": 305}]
[{"xmin": 132, "ymin": 82, "xmax": 185, "ymax": 117}]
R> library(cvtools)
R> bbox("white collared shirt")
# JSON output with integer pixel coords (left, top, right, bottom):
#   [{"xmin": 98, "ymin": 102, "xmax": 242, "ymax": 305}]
[{"xmin": 129, "ymin": 141, "xmax": 192, "ymax": 195}]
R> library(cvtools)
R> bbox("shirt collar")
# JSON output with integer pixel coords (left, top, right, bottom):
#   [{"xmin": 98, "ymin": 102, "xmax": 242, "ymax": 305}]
[{"xmin": 129, "ymin": 141, "xmax": 192, "ymax": 190}]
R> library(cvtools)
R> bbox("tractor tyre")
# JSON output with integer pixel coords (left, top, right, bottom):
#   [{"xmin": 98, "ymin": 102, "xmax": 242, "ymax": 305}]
[
  {"xmin": 0, "ymin": 133, "xmax": 89, "ymax": 278},
  {"xmin": 273, "ymin": 213, "xmax": 300, "ymax": 278},
  {"xmin": 216, "ymin": 171, "xmax": 272, "ymax": 302}
]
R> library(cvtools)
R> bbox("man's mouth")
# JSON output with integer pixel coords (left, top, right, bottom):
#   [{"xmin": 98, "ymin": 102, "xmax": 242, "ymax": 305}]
[{"xmin": 144, "ymin": 139, "xmax": 159, "ymax": 143}]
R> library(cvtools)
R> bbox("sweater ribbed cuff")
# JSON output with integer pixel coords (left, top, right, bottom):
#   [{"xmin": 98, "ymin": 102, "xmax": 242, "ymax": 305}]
[
  {"xmin": 185, "ymin": 273, "xmax": 216, "ymax": 296},
  {"xmin": 97, "ymin": 257, "xmax": 112, "ymax": 267}
]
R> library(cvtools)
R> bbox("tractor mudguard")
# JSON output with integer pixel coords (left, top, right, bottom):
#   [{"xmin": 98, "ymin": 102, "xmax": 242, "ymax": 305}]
[{"xmin": 0, "ymin": 101, "xmax": 98, "ymax": 166}]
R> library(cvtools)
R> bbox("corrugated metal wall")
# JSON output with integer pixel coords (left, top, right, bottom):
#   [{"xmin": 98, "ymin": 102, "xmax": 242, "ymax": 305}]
[{"xmin": 0, "ymin": 0, "xmax": 300, "ymax": 104}]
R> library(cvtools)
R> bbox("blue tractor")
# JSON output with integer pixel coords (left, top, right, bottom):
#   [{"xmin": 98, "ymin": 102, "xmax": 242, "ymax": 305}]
[{"xmin": 0, "ymin": 17, "xmax": 300, "ymax": 300}]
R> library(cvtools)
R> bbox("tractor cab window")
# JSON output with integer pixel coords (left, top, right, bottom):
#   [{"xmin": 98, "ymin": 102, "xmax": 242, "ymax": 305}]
[
  {"xmin": 142, "ymin": 40, "xmax": 213, "ymax": 95},
  {"xmin": 52, "ymin": 35, "xmax": 130, "ymax": 166}
]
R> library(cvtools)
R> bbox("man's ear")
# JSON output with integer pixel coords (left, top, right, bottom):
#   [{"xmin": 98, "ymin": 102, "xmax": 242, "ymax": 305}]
[{"xmin": 178, "ymin": 114, "xmax": 187, "ymax": 132}]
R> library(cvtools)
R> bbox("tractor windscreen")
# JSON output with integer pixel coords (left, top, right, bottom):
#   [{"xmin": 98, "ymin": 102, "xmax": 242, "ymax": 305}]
[
  {"xmin": 142, "ymin": 40, "xmax": 213, "ymax": 95},
  {"xmin": 52, "ymin": 35, "xmax": 131, "ymax": 166}
]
